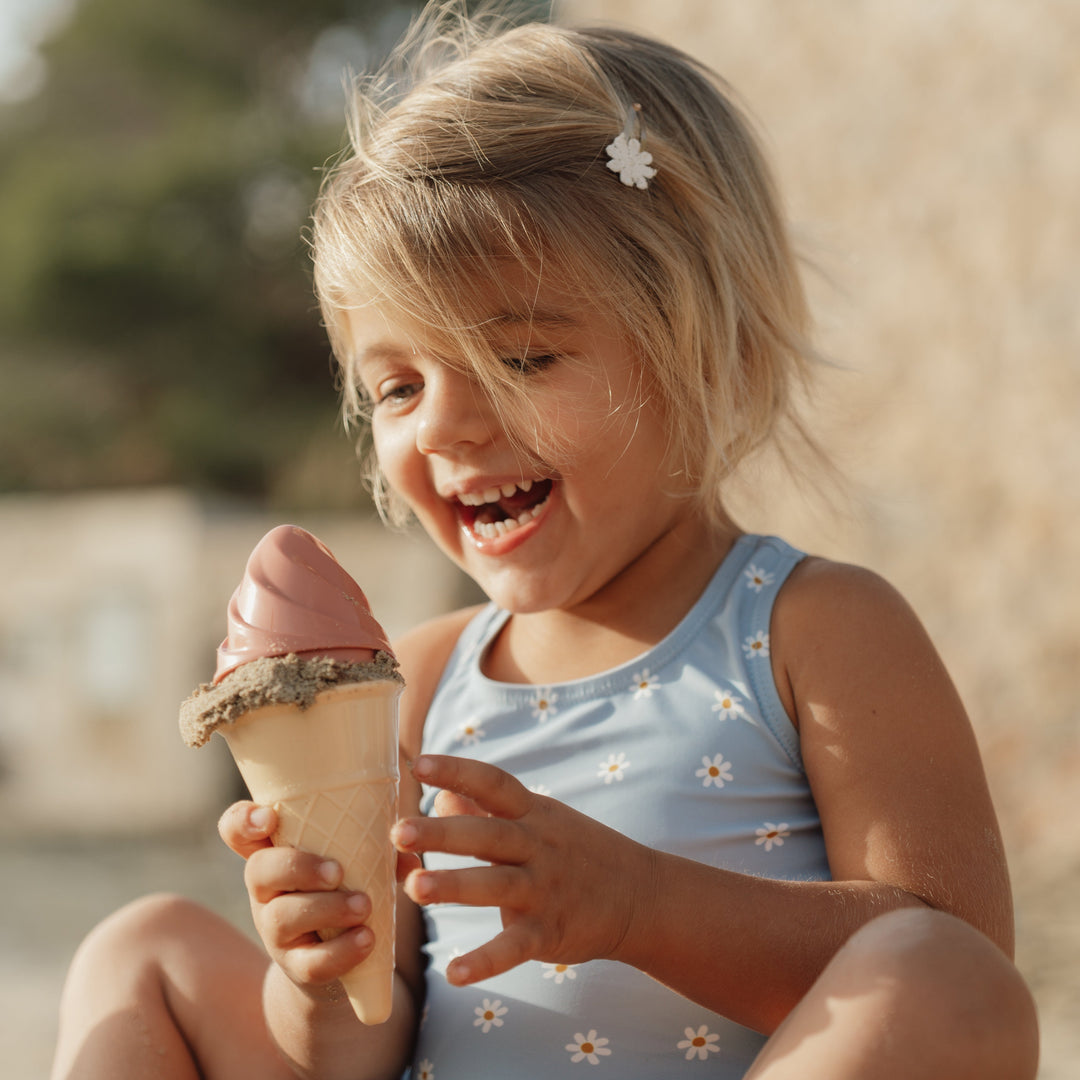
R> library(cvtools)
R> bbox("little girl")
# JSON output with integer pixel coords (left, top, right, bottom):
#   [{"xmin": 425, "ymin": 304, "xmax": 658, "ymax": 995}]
[{"xmin": 51, "ymin": 5, "xmax": 1038, "ymax": 1079}]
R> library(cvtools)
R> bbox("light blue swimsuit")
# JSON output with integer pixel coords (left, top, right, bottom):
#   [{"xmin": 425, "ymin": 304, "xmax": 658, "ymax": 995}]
[{"xmin": 411, "ymin": 535, "xmax": 831, "ymax": 1078}]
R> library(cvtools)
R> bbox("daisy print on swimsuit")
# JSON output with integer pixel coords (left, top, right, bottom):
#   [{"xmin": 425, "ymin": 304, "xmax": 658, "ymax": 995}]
[
  {"xmin": 456, "ymin": 718, "xmax": 485, "ymax": 746},
  {"xmin": 676, "ymin": 1025, "xmax": 720, "ymax": 1061},
  {"xmin": 695, "ymin": 753, "xmax": 734, "ymax": 789},
  {"xmin": 630, "ymin": 669, "xmax": 659, "ymax": 699},
  {"xmin": 531, "ymin": 687, "xmax": 558, "ymax": 723},
  {"xmin": 415, "ymin": 1060, "xmax": 435, "ymax": 1080},
  {"xmin": 756, "ymin": 822, "xmax": 790, "ymax": 852},
  {"xmin": 598, "ymin": 751, "xmax": 630, "ymax": 784},
  {"xmin": 474, "ymin": 998, "xmax": 508, "ymax": 1033},
  {"xmin": 541, "ymin": 961, "xmax": 578, "ymax": 985},
  {"xmin": 742, "ymin": 631, "xmax": 770, "ymax": 660},
  {"xmin": 744, "ymin": 563, "xmax": 775, "ymax": 593},
  {"xmin": 566, "ymin": 1029, "xmax": 612, "ymax": 1064},
  {"xmin": 711, "ymin": 685, "xmax": 748, "ymax": 720}
]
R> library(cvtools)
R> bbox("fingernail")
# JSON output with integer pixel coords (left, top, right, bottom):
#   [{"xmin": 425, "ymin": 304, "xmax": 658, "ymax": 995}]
[
  {"xmin": 346, "ymin": 892, "xmax": 369, "ymax": 915},
  {"xmin": 319, "ymin": 860, "xmax": 342, "ymax": 885},
  {"xmin": 248, "ymin": 807, "xmax": 273, "ymax": 834},
  {"xmin": 355, "ymin": 927, "xmax": 373, "ymax": 949},
  {"xmin": 411, "ymin": 871, "xmax": 435, "ymax": 902},
  {"xmin": 393, "ymin": 821, "xmax": 419, "ymax": 848},
  {"xmin": 412, "ymin": 756, "xmax": 434, "ymax": 780},
  {"xmin": 449, "ymin": 958, "xmax": 471, "ymax": 984}
]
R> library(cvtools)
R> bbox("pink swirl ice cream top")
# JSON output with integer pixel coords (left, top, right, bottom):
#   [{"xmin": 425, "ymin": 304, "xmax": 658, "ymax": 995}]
[{"xmin": 213, "ymin": 524, "xmax": 393, "ymax": 684}]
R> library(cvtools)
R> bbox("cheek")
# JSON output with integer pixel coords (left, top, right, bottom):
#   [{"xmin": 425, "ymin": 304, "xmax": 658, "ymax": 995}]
[{"xmin": 370, "ymin": 419, "xmax": 419, "ymax": 497}]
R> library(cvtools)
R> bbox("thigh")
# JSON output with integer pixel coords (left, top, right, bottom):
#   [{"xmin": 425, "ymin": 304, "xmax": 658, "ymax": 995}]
[
  {"xmin": 53, "ymin": 894, "xmax": 297, "ymax": 1080},
  {"xmin": 147, "ymin": 895, "xmax": 298, "ymax": 1080},
  {"xmin": 745, "ymin": 908, "xmax": 1038, "ymax": 1080}
]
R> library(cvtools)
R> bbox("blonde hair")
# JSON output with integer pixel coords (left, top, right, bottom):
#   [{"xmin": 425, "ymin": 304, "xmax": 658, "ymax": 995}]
[{"xmin": 312, "ymin": 1, "xmax": 820, "ymax": 525}]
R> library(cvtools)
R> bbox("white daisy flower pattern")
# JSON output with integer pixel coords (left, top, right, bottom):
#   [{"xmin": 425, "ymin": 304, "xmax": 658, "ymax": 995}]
[
  {"xmin": 742, "ymin": 631, "xmax": 770, "ymax": 660},
  {"xmin": 630, "ymin": 669, "xmax": 658, "ymax": 699},
  {"xmin": 457, "ymin": 719, "xmax": 485, "ymax": 746},
  {"xmin": 473, "ymin": 998, "xmax": 507, "ymax": 1033},
  {"xmin": 744, "ymin": 564, "xmax": 775, "ymax": 593},
  {"xmin": 711, "ymin": 687, "xmax": 747, "ymax": 720},
  {"xmin": 676, "ymin": 1025, "xmax": 721, "ymax": 1061},
  {"xmin": 695, "ymin": 754, "xmax": 734, "ymax": 789},
  {"xmin": 541, "ymin": 962, "xmax": 578, "ymax": 985},
  {"xmin": 531, "ymin": 688, "xmax": 558, "ymax": 723},
  {"xmin": 415, "ymin": 1060, "xmax": 435, "ymax": 1080},
  {"xmin": 598, "ymin": 752, "xmax": 630, "ymax": 784},
  {"xmin": 755, "ymin": 822, "xmax": 790, "ymax": 852},
  {"xmin": 605, "ymin": 133, "xmax": 656, "ymax": 189},
  {"xmin": 566, "ymin": 1029, "xmax": 612, "ymax": 1064}
]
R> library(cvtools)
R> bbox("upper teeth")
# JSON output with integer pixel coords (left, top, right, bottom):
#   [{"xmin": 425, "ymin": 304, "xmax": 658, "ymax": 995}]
[{"xmin": 459, "ymin": 479, "xmax": 534, "ymax": 507}]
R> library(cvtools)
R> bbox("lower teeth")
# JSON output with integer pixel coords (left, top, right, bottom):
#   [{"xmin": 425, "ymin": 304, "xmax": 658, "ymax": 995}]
[{"xmin": 473, "ymin": 497, "xmax": 547, "ymax": 539}]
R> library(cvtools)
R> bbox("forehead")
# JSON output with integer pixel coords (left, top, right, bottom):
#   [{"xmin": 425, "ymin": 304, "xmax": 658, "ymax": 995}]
[{"xmin": 341, "ymin": 264, "xmax": 600, "ymax": 360}]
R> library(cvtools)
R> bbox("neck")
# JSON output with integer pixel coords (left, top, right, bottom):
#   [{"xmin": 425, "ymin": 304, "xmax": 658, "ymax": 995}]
[{"xmin": 484, "ymin": 510, "xmax": 741, "ymax": 685}]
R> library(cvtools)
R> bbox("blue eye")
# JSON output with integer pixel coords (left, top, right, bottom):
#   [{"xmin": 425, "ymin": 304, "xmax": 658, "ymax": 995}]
[{"xmin": 377, "ymin": 381, "xmax": 421, "ymax": 406}]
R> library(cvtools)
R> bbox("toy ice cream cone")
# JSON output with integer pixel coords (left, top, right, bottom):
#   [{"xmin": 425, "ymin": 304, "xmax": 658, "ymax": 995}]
[
  {"xmin": 220, "ymin": 679, "xmax": 401, "ymax": 1025},
  {"xmin": 180, "ymin": 525, "xmax": 406, "ymax": 1026}
]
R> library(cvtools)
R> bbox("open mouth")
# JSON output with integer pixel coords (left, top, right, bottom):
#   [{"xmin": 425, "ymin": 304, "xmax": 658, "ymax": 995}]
[{"xmin": 456, "ymin": 478, "xmax": 553, "ymax": 539}]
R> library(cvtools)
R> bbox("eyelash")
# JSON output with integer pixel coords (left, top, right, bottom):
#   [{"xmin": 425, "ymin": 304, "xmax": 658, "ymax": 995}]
[
  {"xmin": 501, "ymin": 353, "xmax": 559, "ymax": 376},
  {"xmin": 374, "ymin": 381, "xmax": 421, "ymax": 407},
  {"xmin": 372, "ymin": 353, "xmax": 558, "ymax": 406}
]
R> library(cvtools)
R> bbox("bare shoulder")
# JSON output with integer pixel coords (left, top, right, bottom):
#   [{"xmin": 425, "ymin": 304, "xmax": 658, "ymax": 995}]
[
  {"xmin": 394, "ymin": 605, "xmax": 485, "ymax": 758},
  {"xmin": 771, "ymin": 556, "xmax": 935, "ymax": 715}
]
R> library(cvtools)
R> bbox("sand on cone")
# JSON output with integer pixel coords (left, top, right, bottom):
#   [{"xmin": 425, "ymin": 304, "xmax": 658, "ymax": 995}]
[{"xmin": 218, "ymin": 679, "xmax": 401, "ymax": 1025}]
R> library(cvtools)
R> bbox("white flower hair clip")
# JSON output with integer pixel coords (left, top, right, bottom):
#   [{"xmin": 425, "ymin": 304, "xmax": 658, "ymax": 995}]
[{"xmin": 606, "ymin": 103, "xmax": 657, "ymax": 190}]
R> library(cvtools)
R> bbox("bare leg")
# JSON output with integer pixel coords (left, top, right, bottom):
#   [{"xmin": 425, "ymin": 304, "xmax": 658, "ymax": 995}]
[
  {"xmin": 51, "ymin": 893, "xmax": 296, "ymax": 1080},
  {"xmin": 746, "ymin": 908, "xmax": 1039, "ymax": 1080}
]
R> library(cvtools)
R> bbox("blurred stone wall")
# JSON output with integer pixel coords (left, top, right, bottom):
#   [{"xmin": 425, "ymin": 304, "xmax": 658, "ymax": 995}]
[
  {"xmin": 562, "ymin": 1, "xmax": 1079, "ymax": 1072},
  {"xmin": 0, "ymin": 489, "xmax": 465, "ymax": 834}
]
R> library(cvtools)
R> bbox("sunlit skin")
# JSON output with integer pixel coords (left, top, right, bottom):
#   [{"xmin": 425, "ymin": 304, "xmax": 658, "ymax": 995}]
[{"xmin": 346, "ymin": 281, "xmax": 740, "ymax": 685}]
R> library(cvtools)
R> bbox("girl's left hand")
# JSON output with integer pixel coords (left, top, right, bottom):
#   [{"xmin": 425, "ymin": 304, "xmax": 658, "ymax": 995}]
[{"xmin": 390, "ymin": 754, "xmax": 656, "ymax": 986}]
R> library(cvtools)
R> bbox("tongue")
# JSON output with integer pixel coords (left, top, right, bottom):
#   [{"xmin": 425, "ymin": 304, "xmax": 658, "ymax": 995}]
[
  {"xmin": 473, "ymin": 479, "xmax": 552, "ymax": 525},
  {"xmin": 500, "ymin": 480, "xmax": 551, "ymax": 515}
]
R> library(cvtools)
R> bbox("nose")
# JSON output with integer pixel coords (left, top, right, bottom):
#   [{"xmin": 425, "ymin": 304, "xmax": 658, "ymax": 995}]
[{"xmin": 415, "ymin": 367, "xmax": 494, "ymax": 455}]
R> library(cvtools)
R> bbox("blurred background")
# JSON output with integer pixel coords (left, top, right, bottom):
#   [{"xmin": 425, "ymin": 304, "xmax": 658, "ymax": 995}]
[{"xmin": 0, "ymin": 0, "xmax": 1075, "ymax": 1076}]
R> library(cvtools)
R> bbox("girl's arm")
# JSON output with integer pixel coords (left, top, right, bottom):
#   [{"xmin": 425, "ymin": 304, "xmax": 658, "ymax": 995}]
[{"xmin": 393, "ymin": 562, "xmax": 1012, "ymax": 1036}]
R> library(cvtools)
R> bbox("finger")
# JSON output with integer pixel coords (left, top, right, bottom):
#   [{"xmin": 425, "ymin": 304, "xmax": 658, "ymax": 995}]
[
  {"xmin": 245, "ymin": 846, "xmax": 344, "ymax": 905},
  {"xmin": 412, "ymin": 755, "xmax": 531, "ymax": 819},
  {"xmin": 432, "ymin": 789, "xmax": 486, "ymax": 818},
  {"xmin": 260, "ymin": 890, "xmax": 371, "ymax": 951},
  {"xmin": 218, "ymin": 801, "xmax": 278, "ymax": 859},
  {"xmin": 403, "ymin": 864, "xmax": 526, "ymax": 909},
  {"xmin": 395, "ymin": 850, "xmax": 423, "ymax": 883},
  {"xmin": 446, "ymin": 923, "xmax": 540, "ymax": 986},
  {"xmin": 392, "ymin": 814, "xmax": 532, "ymax": 865},
  {"xmin": 279, "ymin": 926, "xmax": 376, "ymax": 987}
]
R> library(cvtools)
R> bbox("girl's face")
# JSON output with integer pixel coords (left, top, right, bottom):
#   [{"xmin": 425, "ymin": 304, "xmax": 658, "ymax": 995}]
[{"xmin": 346, "ymin": 278, "xmax": 700, "ymax": 616}]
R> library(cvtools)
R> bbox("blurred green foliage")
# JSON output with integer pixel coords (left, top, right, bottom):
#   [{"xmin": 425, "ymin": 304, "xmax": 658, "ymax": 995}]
[{"xmin": 0, "ymin": 0, "xmax": 422, "ymax": 507}]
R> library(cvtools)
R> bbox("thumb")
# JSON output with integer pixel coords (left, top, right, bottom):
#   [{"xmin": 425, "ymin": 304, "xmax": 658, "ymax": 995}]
[{"xmin": 218, "ymin": 800, "xmax": 277, "ymax": 859}]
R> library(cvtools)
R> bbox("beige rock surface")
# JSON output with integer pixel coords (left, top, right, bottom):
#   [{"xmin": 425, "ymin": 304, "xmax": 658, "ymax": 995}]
[{"xmin": 563, "ymin": 1, "xmax": 1079, "ymax": 1073}]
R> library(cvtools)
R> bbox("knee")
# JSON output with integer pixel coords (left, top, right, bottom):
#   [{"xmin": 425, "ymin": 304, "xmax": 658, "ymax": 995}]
[
  {"xmin": 67, "ymin": 893, "xmax": 216, "ymax": 987},
  {"xmin": 842, "ymin": 908, "xmax": 1040, "ymax": 1079}
]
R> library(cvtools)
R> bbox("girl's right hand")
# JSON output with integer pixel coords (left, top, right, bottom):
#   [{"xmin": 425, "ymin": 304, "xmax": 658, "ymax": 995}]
[{"xmin": 217, "ymin": 800, "xmax": 376, "ymax": 996}]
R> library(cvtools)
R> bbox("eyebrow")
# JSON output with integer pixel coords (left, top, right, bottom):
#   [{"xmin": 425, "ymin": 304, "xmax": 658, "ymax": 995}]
[
  {"xmin": 353, "ymin": 308, "xmax": 582, "ymax": 368},
  {"xmin": 485, "ymin": 310, "xmax": 580, "ymax": 329}
]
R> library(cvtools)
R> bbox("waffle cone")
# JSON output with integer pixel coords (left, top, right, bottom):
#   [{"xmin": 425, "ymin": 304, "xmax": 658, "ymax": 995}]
[{"xmin": 219, "ymin": 680, "xmax": 401, "ymax": 1025}]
